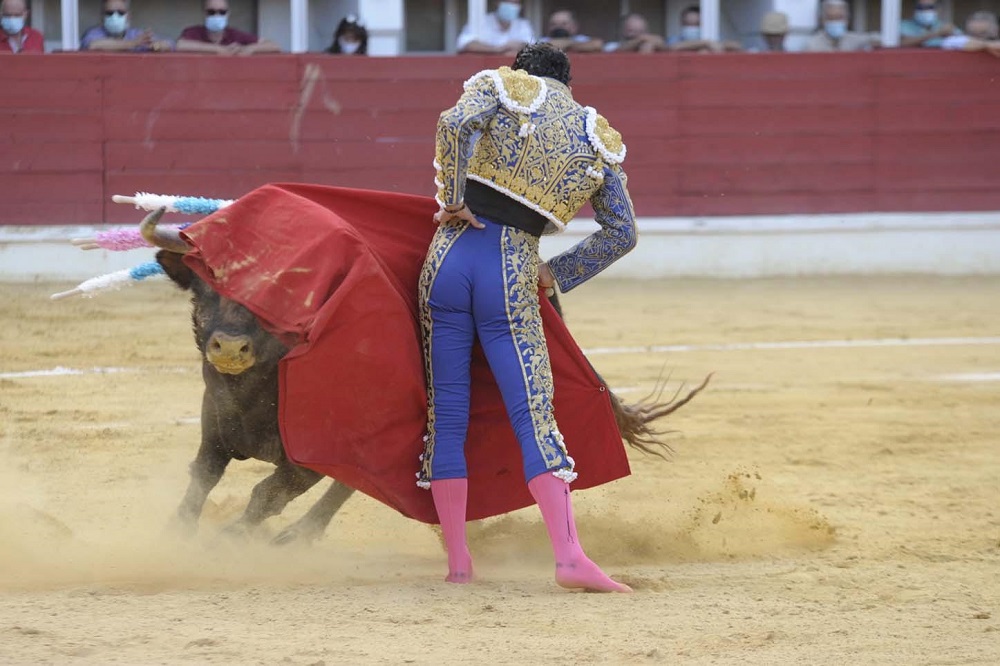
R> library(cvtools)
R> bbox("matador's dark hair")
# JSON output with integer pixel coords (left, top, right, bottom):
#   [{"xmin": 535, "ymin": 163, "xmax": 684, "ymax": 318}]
[{"xmin": 511, "ymin": 42, "xmax": 571, "ymax": 85}]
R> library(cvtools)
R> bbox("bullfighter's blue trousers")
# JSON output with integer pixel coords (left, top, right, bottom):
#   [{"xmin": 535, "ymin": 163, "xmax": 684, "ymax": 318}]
[{"xmin": 417, "ymin": 216, "xmax": 574, "ymax": 485}]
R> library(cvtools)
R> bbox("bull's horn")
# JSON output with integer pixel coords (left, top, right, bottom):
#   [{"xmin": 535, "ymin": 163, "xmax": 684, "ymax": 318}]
[{"xmin": 139, "ymin": 207, "xmax": 189, "ymax": 254}]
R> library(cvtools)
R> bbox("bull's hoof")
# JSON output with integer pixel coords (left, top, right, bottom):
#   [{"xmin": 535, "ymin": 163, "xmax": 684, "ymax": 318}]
[
  {"xmin": 217, "ymin": 520, "xmax": 254, "ymax": 542},
  {"xmin": 270, "ymin": 521, "xmax": 324, "ymax": 547}
]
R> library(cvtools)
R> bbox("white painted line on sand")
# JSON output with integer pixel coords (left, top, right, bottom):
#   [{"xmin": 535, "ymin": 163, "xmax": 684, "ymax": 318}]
[
  {"xmin": 935, "ymin": 372, "xmax": 1000, "ymax": 383},
  {"xmin": 583, "ymin": 336, "xmax": 1000, "ymax": 356},
  {"xmin": 0, "ymin": 366, "xmax": 130, "ymax": 379},
  {"xmin": 0, "ymin": 366, "xmax": 194, "ymax": 379}
]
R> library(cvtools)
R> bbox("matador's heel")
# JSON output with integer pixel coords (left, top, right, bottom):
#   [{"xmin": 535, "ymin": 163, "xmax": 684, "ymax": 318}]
[
  {"xmin": 528, "ymin": 472, "xmax": 632, "ymax": 593},
  {"xmin": 430, "ymin": 478, "xmax": 474, "ymax": 583}
]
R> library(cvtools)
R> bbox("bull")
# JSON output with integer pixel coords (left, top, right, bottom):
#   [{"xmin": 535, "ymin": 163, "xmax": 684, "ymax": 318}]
[{"xmin": 141, "ymin": 208, "xmax": 707, "ymax": 545}]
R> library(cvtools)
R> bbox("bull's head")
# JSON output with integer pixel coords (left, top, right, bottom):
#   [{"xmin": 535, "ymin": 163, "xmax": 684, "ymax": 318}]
[{"xmin": 141, "ymin": 208, "xmax": 288, "ymax": 376}]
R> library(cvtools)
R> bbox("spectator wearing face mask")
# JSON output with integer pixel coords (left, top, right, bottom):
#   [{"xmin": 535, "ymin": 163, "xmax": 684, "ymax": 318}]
[
  {"xmin": 900, "ymin": 0, "xmax": 958, "ymax": 48},
  {"xmin": 177, "ymin": 0, "xmax": 280, "ymax": 55},
  {"xmin": 457, "ymin": 0, "xmax": 533, "ymax": 55},
  {"xmin": 0, "ymin": 0, "xmax": 44, "ymax": 54},
  {"xmin": 81, "ymin": 0, "xmax": 173, "ymax": 52},
  {"xmin": 538, "ymin": 9, "xmax": 603, "ymax": 53},
  {"xmin": 942, "ymin": 11, "xmax": 1000, "ymax": 57},
  {"xmin": 326, "ymin": 15, "xmax": 368, "ymax": 55},
  {"xmin": 805, "ymin": 0, "xmax": 880, "ymax": 52},
  {"xmin": 603, "ymin": 13, "xmax": 667, "ymax": 53},
  {"xmin": 667, "ymin": 5, "xmax": 742, "ymax": 53}
]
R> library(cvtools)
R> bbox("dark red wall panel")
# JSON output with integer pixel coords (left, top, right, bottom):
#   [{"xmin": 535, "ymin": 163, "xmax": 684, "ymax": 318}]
[{"xmin": 2, "ymin": 51, "xmax": 1000, "ymax": 226}]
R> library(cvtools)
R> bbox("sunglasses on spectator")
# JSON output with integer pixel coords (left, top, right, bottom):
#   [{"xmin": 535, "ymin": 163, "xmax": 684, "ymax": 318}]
[
  {"xmin": 915, "ymin": 3, "xmax": 936, "ymax": 8},
  {"xmin": 104, "ymin": 10, "xmax": 126, "ymax": 16},
  {"xmin": 205, "ymin": 9, "xmax": 229, "ymax": 15}
]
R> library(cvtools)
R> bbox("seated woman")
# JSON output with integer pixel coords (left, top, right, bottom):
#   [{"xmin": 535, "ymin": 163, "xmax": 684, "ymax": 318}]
[{"xmin": 326, "ymin": 15, "xmax": 367, "ymax": 55}]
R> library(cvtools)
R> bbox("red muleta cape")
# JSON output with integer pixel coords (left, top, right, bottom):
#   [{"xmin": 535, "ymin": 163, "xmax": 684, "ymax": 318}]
[{"xmin": 180, "ymin": 183, "xmax": 630, "ymax": 523}]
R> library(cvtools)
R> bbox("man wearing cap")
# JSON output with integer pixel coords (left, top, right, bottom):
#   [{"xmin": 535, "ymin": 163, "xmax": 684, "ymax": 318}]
[{"xmin": 760, "ymin": 11, "xmax": 788, "ymax": 52}]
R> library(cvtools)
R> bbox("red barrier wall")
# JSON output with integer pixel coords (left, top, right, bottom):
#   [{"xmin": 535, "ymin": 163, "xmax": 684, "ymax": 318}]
[{"xmin": 3, "ymin": 51, "xmax": 1000, "ymax": 226}]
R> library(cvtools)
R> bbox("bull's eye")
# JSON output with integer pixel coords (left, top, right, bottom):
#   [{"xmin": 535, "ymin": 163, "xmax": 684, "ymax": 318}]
[
  {"xmin": 210, "ymin": 340, "xmax": 222, "ymax": 350},
  {"xmin": 239, "ymin": 344, "xmax": 250, "ymax": 354}
]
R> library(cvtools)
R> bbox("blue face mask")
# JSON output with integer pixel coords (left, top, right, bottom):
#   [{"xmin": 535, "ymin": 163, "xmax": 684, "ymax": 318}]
[
  {"xmin": 205, "ymin": 14, "xmax": 228, "ymax": 32},
  {"xmin": 914, "ymin": 9, "xmax": 937, "ymax": 27},
  {"xmin": 824, "ymin": 20, "xmax": 847, "ymax": 39},
  {"xmin": 104, "ymin": 12, "xmax": 127, "ymax": 35},
  {"xmin": 496, "ymin": 2, "xmax": 520, "ymax": 23},
  {"xmin": 1, "ymin": 15, "xmax": 25, "ymax": 35},
  {"xmin": 680, "ymin": 25, "xmax": 701, "ymax": 41}
]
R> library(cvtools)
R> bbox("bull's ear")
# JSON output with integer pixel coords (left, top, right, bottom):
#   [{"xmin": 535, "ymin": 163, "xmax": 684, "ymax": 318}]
[{"xmin": 155, "ymin": 250, "xmax": 196, "ymax": 290}]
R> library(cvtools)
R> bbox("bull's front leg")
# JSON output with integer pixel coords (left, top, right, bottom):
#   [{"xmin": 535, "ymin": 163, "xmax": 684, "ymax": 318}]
[
  {"xmin": 271, "ymin": 481, "xmax": 355, "ymax": 545},
  {"xmin": 172, "ymin": 433, "xmax": 231, "ymax": 536},
  {"xmin": 226, "ymin": 460, "xmax": 325, "ymax": 536}
]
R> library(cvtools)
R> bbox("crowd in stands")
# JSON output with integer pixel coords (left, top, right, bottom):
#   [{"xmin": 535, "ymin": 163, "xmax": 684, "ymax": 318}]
[{"xmin": 2, "ymin": 0, "xmax": 998, "ymax": 58}]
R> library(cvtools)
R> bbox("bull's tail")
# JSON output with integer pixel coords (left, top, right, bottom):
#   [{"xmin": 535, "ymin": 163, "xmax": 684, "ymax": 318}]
[{"xmin": 608, "ymin": 373, "xmax": 712, "ymax": 459}]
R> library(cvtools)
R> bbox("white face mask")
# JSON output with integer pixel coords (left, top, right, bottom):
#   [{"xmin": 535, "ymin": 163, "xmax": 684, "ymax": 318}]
[
  {"xmin": 680, "ymin": 25, "xmax": 701, "ymax": 41},
  {"xmin": 824, "ymin": 20, "xmax": 847, "ymax": 39},
  {"xmin": 914, "ymin": 9, "xmax": 937, "ymax": 27},
  {"xmin": 104, "ymin": 11, "xmax": 127, "ymax": 35},
  {"xmin": 338, "ymin": 38, "xmax": 360, "ymax": 54},
  {"xmin": 205, "ymin": 14, "xmax": 228, "ymax": 32},
  {"xmin": 496, "ymin": 2, "xmax": 520, "ymax": 23},
  {"xmin": 1, "ymin": 15, "xmax": 25, "ymax": 35}
]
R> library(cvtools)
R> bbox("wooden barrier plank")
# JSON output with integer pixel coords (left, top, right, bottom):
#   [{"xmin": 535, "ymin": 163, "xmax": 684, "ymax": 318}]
[
  {"xmin": 0, "ymin": 173, "xmax": 103, "ymax": 202},
  {"xmin": 679, "ymin": 163, "xmax": 876, "ymax": 194},
  {"xmin": 876, "ymin": 103, "xmax": 1000, "ymax": 132},
  {"xmin": 7, "ymin": 202, "xmax": 105, "ymax": 225},
  {"xmin": 679, "ymin": 51, "xmax": 877, "ymax": 81},
  {"xmin": 677, "ymin": 105, "xmax": 875, "ymax": 136},
  {"xmin": 876, "ymin": 160, "xmax": 999, "ymax": 191},
  {"xmin": 0, "ymin": 142, "xmax": 103, "ymax": 173},
  {"xmin": 101, "ymin": 54, "xmax": 299, "ymax": 82},
  {"xmin": 0, "ymin": 55, "xmax": 106, "ymax": 80},
  {"xmin": 876, "ymin": 190, "xmax": 1000, "ymax": 212},
  {"xmin": 876, "ymin": 76, "xmax": 1000, "ymax": 105},
  {"xmin": 102, "ymin": 80, "xmax": 300, "ymax": 111},
  {"xmin": 670, "ymin": 135, "xmax": 873, "ymax": 165},
  {"xmin": 673, "ymin": 192, "xmax": 880, "ymax": 217},
  {"xmin": 296, "ymin": 108, "xmax": 442, "ymax": 141},
  {"xmin": 678, "ymin": 77, "xmax": 875, "ymax": 107},
  {"xmin": 105, "ymin": 140, "xmax": 300, "ymax": 171},
  {"xmin": 102, "ymin": 109, "xmax": 295, "ymax": 142},
  {"xmin": 876, "ymin": 132, "xmax": 1000, "ymax": 163},
  {"xmin": 1, "ymin": 111, "xmax": 104, "ymax": 142},
  {"xmin": 0, "ymin": 80, "xmax": 102, "ymax": 109}
]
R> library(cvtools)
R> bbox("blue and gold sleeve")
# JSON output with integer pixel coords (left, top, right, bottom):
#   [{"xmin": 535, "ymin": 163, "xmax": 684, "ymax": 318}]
[
  {"xmin": 546, "ymin": 165, "xmax": 637, "ymax": 292},
  {"xmin": 434, "ymin": 77, "xmax": 500, "ymax": 208}
]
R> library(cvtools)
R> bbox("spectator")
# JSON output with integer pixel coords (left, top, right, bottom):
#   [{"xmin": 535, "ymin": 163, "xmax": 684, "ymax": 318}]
[
  {"xmin": 456, "ymin": 1, "xmax": 533, "ymax": 55},
  {"xmin": 81, "ymin": 0, "xmax": 173, "ymax": 52},
  {"xmin": 759, "ymin": 11, "xmax": 789, "ymax": 52},
  {"xmin": 804, "ymin": 0, "xmax": 880, "ymax": 52},
  {"xmin": 0, "ymin": 0, "xmax": 44, "ymax": 54},
  {"xmin": 326, "ymin": 14, "xmax": 367, "ymax": 55},
  {"xmin": 603, "ymin": 13, "xmax": 666, "ymax": 53},
  {"xmin": 538, "ymin": 9, "xmax": 603, "ymax": 52},
  {"xmin": 176, "ymin": 0, "xmax": 280, "ymax": 55},
  {"xmin": 900, "ymin": 0, "xmax": 958, "ymax": 48},
  {"xmin": 668, "ymin": 5, "xmax": 742, "ymax": 52},
  {"xmin": 942, "ymin": 11, "xmax": 1000, "ymax": 57}
]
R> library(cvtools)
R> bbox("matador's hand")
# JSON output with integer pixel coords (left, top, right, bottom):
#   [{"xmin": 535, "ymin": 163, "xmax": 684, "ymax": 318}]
[
  {"xmin": 433, "ymin": 203, "xmax": 484, "ymax": 229},
  {"xmin": 538, "ymin": 261, "xmax": 556, "ymax": 297}
]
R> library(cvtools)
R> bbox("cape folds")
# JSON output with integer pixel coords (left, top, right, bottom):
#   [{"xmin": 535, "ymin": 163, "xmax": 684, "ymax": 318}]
[{"xmin": 179, "ymin": 183, "xmax": 630, "ymax": 523}]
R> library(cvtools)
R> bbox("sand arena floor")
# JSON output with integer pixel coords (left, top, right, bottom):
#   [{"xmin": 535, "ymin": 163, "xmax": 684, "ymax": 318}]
[{"xmin": 1, "ymin": 276, "xmax": 998, "ymax": 665}]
